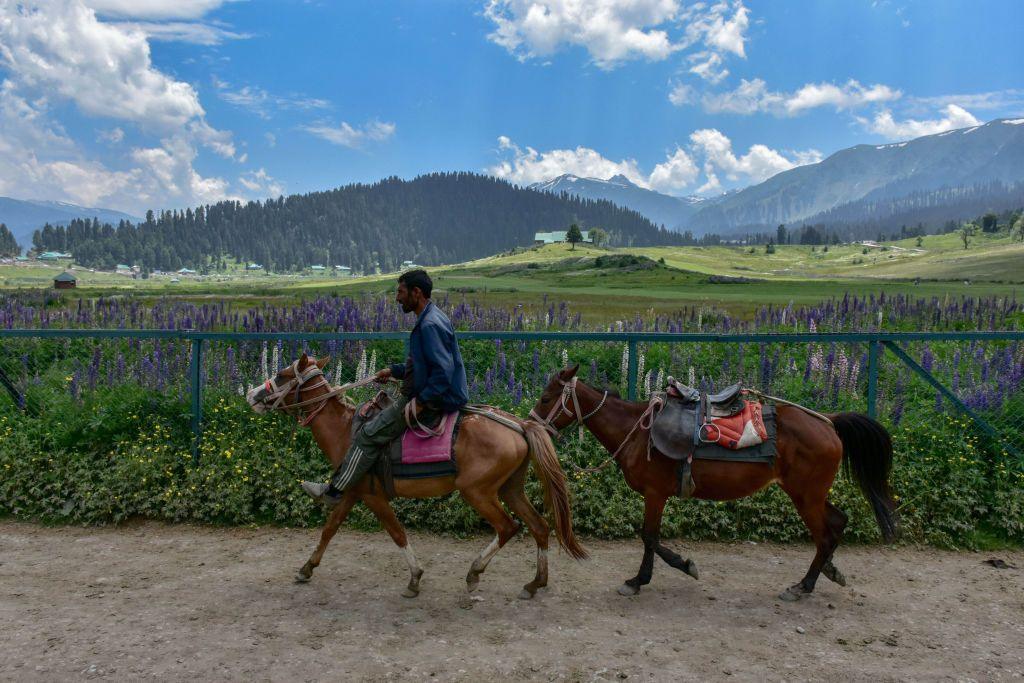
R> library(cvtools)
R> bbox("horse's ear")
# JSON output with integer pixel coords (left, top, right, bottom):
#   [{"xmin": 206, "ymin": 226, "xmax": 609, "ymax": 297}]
[
  {"xmin": 316, "ymin": 356, "xmax": 330, "ymax": 370},
  {"xmin": 561, "ymin": 363, "xmax": 579, "ymax": 379},
  {"xmin": 297, "ymin": 353, "xmax": 310, "ymax": 370}
]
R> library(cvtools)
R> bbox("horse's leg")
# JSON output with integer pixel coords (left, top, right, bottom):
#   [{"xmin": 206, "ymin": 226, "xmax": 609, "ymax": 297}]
[
  {"xmin": 778, "ymin": 482, "xmax": 837, "ymax": 601},
  {"xmin": 461, "ymin": 489, "xmax": 520, "ymax": 594},
  {"xmin": 360, "ymin": 491, "xmax": 424, "ymax": 598},
  {"xmin": 653, "ymin": 538, "xmax": 700, "ymax": 581},
  {"xmin": 296, "ymin": 489, "xmax": 359, "ymax": 583},
  {"xmin": 499, "ymin": 461, "xmax": 550, "ymax": 600},
  {"xmin": 618, "ymin": 493, "xmax": 667, "ymax": 596},
  {"xmin": 820, "ymin": 501, "xmax": 849, "ymax": 586}
]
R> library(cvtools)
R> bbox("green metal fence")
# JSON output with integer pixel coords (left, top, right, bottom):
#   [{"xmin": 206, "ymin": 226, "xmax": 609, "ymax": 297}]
[{"xmin": 1, "ymin": 329, "xmax": 1022, "ymax": 461}]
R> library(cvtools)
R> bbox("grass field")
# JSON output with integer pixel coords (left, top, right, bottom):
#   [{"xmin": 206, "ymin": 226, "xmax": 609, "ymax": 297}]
[{"xmin": 3, "ymin": 231, "xmax": 1020, "ymax": 319}]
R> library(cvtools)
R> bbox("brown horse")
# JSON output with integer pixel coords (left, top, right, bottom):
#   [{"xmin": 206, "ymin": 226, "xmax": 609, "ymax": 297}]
[
  {"xmin": 247, "ymin": 354, "xmax": 587, "ymax": 600},
  {"xmin": 530, "ymin": 366, "xmax": 897, "ymax": 600}
]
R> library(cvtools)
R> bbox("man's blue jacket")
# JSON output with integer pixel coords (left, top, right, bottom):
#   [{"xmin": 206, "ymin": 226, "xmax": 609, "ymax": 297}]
[{"xmin": 389, "ymin": 301, "xmax": 468, "ymax": 413}]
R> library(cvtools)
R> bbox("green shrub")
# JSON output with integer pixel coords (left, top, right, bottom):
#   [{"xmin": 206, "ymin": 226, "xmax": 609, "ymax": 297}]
[{"xmin": 1, "ymin": 387, "xmax": 1020, "ymax": 548}]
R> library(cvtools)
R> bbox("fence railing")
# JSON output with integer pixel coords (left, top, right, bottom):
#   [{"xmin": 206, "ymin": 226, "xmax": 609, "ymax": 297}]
[{"xmin": 2, "ymin": 329, "xmax": 1023, "ymax": 461}]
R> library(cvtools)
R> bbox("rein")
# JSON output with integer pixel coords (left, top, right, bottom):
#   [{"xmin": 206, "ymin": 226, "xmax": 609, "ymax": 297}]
[
  {"xmin": 528, "ymin": 376, "xmax": 608, "ymax": 440},
  {"xmin": 568, "ymin": 394, "xmax": 664, "ymax": 474},
  {"xmin": 259, "ymin": 361, "xmax": 381, "ymax": 426},
  {"xmin": 529, "ymin": 376, "xmax": 662, "ymax": 474}
]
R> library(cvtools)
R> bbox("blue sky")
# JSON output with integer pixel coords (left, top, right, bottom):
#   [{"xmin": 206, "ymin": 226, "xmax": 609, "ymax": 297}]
[{"xmin": 2, "ymin": 0, "xmax": 1023, "ymax": 214}]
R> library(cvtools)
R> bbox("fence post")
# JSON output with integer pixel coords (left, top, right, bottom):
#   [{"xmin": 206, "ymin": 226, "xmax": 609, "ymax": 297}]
[
  {"xmin": 626, "ymin": 337, "xmax": 639, "ymax": 401},
  {"xmin": 867, "ymin": 338, "xmax": 880, "ymax": 419},
  {"xmin": 190, "ymin": 337, "xmax": 204, "ymax": 463}
]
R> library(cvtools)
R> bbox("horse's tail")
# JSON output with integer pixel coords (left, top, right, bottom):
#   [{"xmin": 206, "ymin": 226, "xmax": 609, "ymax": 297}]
[
  {"xmin": 524, "ymin": 421, "xmax": 588, "ymax": 560},
  {"xmin": 831, "ymin": 412, "xmax": 899, "ymax": 542}
]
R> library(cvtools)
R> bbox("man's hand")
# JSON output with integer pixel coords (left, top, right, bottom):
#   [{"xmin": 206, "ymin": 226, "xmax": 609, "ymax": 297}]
[{"xmin": 373, "ymin": 368, "xmax": 392, "ymax": 384}]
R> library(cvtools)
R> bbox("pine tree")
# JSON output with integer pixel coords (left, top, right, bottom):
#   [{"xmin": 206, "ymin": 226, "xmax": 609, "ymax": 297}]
[{"xmin": 0, "ymin": 223, "xmax": 19, "ymax": 257}]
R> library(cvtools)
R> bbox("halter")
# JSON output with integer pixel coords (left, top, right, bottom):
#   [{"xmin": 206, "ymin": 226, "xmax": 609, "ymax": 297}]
[
  {"xmin": 528, "ymin": 375, "xmax": 608, "ymax": 439},
  {"xmin": 256, "ymin": 360, "xmax": 354, "ymax": 426}
]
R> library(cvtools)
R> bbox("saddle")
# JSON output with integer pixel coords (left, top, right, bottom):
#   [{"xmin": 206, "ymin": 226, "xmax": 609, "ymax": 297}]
[
  {"xmin": 652, "ymin": 379, "xmax": 777, "ymax": 498},
  {"xmin": 353, "ymin": 391, "xmax": 461, "ymax": 497}
]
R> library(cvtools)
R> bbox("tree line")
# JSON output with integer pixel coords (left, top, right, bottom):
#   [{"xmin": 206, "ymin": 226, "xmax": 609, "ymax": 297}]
[{"xmin": 30, "ymin": 173, "xmax": 685, "ymax": 272}]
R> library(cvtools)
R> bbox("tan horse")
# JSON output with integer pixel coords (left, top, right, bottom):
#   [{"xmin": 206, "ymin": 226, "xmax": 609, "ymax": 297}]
[{"xmin": 247, "ymin": 354, "xmax": 587, "ymax": 600}]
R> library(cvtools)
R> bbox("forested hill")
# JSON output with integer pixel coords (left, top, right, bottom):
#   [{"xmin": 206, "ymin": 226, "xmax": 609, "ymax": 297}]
[{"xmin": 31, "ymin": 173, "xmax": 680, "ymax": 272}]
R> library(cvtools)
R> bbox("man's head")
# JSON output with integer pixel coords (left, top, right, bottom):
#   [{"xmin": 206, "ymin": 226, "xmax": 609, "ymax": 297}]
[{"xmin": 396, "ymin": 269, "xmax": 432, "ymax": 313}]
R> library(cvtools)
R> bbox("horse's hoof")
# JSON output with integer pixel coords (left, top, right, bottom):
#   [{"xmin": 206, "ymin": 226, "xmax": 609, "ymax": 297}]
[
  {"xmin": 617, "ymin": 583, "xmax": 640, "ymax": 596},
  {"xmin": 294, "ymin": 573, "xmax": 311, "ymax": 584},
  {"xmin": 778, "ymin": 585, "xmax": 807, "ymax": 602},
  {"xmin": 822, "ymin": 562, "xmax": 847, "ymax": 587},
  {"xmin": 401, "ymin": 587, "xmax": 419, "ymax": 599},
  {"xmin": 518, "ymin": 588, "xmax": 535, "ymax": 600},
  {"xmin": 684, "ymin": 560, "xmax": 699, "ymax": 580}
]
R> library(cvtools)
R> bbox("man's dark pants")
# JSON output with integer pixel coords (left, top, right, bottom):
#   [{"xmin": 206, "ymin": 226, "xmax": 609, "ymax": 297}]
[{"xmin": 329, "ymin": 396, "xmax": 442, "ymax": 492}]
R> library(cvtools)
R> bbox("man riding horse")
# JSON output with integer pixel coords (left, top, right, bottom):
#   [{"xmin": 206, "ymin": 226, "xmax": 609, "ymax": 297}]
[{"xmin": 301, "ymin": 269, "xmax": 469, "ymax": 506}]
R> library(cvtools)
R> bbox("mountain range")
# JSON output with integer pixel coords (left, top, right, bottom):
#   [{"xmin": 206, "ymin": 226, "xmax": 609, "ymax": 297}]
[
  {"xmin": 0, "ymin": 197, "xmax": 140, "ymax": 250},
  {"xmin": 528, "ymin": 174, "xmax": 708, "ymax": 231},
  {"xmin": 529, "ymin": 118, "xmax": 1024, "ymax": 235}
]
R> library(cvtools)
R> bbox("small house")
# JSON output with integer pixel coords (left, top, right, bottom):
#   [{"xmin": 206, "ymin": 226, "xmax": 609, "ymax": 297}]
[
  {"xmin": 246, "ymin": 263, "xmax": 263, "ymax": 270},
  {"xmin": 53, "ymin": 271, "xmax": 77, "ymax": 289},
  {"xmin": 177, "ymin": 267, "xmax": 197, "ymax": 275},
  {"xmin": 310, "ymin": 264, "xmax": 326, "ymax": 272}
]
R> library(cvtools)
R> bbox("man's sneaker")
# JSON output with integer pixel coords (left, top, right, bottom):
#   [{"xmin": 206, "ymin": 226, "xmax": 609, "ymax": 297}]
[{"xmin": 300, "ymin": 481, "xmax": 342, "ymax": 508}]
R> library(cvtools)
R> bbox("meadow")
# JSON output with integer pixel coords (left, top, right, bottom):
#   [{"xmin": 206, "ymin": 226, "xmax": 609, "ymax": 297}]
[{"xmin": 4, "ymin": 230, "xmax": 1022, "ymax": 320}]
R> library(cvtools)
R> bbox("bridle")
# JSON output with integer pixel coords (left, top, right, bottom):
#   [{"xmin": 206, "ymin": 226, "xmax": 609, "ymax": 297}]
[
  {"xmin": 253, "ymin": 360, "xmax": 357, "ymax": 426},
  {"xmin": 529, "ymin": 375, "xmax": 664, "ymax": 474},
  {"xmin": 528, "ymin": 375, "xmax": 607, "ymax": 439}
]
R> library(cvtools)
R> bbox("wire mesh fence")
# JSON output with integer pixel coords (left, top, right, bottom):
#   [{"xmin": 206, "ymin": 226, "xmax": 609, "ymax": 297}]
[{"xmin": 1, "ymin": 329, "xmax": 1021, "ymax": 460}]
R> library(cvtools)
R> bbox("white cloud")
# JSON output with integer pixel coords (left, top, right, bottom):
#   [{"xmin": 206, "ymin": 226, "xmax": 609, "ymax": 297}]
[
  {"xmin": 861, "ymin": 104, "xmax": 980, "ymax": 139},
  {"xmin": 687, "ymin": 51, "xmax": 728, "ymax": 84},
  {"xmin": 1, "ymin": 1, "xmax": 209, "ymax": 132},
  {"xmin": 484, "ymin": 0, "xmax": 682, "ymax": 68},
  {"xmin": 489, "ymin": 137, "xmax": 648, "ymax": 187},
  {"xmin": 490, "ymin": 132, "xmax": 801, "ymax": 195},
  {"xmin": 689, "ymin": 128, "xmax": 821, "ymax": 184},
  {"xmin": 84, "ymin": 0, "xmax": 234, "ymax": 20},
  {"xmin": 484, "ymin": 0, "xmax": 750, "ymax": 73},
  {"xmin": 112, "ymin": 20, "xmax": 249, "ymax": 45},
  {"xmin": 301, "ymin": 120, "xmax": 395, "ymax": 148},
  {"xmin": 667, "ymin": 81, "xmax": 694, "ymax": 106},
  {"xmin": 681, "ymin": 0, "xmax": 748, "ymax": 57},
  {"xmin": 909, "ymin": 88, "xmax": 1024, "ymax": 112},
  {"xmin": 212, "ymin": 77, "xmax": 331, "ymax": 119},
  {"xmin": 696, "ymin": 77, "xmax": 902, "ymax": 115},
  {"xmin": 239, "ymin": 168, "xmax": 284, "ymax": 198},
  {"xmin": 0, "ymin": 1, "xmax": 238, "ymax": 212},
  {"xmin": 98, "ymin": 127, "xmax": 125, "ymax": 144},
  {"xmin": 648, "ymin": 147, "xmax": 699, "ymax": 192},
  {"xmin": 264, "ymin": 132, "xmax": 277, "ymax": 148}
]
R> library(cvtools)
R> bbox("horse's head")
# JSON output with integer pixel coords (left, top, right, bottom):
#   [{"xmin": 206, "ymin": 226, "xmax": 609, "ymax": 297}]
[
  {"xmin": 246, "ymin": 353, "xmax": 330, "ymax": 414},
  {"xmin": 527, "ymin": 364, "xmax": 581, "ymax": 436}
]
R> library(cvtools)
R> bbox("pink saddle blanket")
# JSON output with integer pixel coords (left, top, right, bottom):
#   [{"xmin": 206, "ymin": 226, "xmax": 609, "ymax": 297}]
[{"xmin": 401, "ymin": 412, "xmax": 458, "ymax": 464}]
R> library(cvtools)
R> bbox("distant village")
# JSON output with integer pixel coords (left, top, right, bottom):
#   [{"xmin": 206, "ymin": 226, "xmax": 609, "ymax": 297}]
[{"xmin": 0, "ymin": 250, "xmax": 428, "ymax": 289}]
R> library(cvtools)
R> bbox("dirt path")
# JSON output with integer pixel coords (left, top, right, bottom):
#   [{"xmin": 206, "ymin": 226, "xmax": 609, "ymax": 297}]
[{"xmin": 1, "ymin": 521, "xmax": 1022, "ymax": 681}]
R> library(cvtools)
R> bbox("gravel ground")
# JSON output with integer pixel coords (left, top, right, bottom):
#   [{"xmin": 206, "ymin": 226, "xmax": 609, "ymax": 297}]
[{"xmin": 1, "ymin": 520, "xmax": 1022, "ymax": 681}]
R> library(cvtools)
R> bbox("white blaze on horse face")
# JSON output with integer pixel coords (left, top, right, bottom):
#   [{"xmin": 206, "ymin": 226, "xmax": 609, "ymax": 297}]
[{"xmin": 246, "ymin": 384, "xmax": 268, "ymax": 413}]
